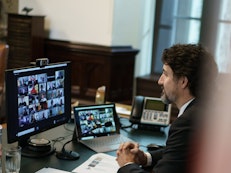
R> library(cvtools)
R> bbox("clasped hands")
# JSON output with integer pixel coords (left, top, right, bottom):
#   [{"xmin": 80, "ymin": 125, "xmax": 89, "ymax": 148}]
[{"xmin": 116, "ymin": 142, "xmax": 147, "ymax": 167}]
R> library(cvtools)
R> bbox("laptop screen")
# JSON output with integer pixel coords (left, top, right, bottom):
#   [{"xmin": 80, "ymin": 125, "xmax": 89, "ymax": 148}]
[{"xmin": 73, "ymin": 103, "xmax": 120, "ymax": 139}]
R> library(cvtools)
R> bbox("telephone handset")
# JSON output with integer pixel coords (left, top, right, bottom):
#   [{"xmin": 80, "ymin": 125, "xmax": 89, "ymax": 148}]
[{"xmin": 129, "ymin": 96, "xmax": 171, "ymax": 126}]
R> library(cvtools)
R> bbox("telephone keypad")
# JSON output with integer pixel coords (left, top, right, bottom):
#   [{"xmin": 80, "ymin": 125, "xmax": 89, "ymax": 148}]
[{"xmin": 141, "ymin": 110, "xmax": 169, "ymax": 125}]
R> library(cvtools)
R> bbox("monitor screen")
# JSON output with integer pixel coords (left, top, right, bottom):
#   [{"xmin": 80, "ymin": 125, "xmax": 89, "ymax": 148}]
[{"xmin": 5, "ymin": 61, "xmax": 71, "ymax": 156}]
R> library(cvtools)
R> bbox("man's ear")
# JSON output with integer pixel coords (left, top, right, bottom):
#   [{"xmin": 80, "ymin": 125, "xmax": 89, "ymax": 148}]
[{"xmin": 180, "ymin": 76, "xmax": 189, "ymax": 89}]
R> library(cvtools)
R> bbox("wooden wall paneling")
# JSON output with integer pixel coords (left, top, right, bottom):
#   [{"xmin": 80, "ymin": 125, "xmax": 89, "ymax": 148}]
[
  {"xmin": 44, "ymin": 39, "xmax": 139, "ymax": 104},
  {"xmin": 7, "ymin": 13, "xmax": 45, "ymax": 69}
]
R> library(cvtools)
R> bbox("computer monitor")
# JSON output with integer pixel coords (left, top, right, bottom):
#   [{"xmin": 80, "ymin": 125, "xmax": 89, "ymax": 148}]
[{"xmin": 5, "ymin": 61, "xmax": 71, "ymax": 157}]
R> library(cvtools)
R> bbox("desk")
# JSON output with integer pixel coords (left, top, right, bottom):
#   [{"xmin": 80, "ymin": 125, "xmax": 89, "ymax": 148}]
[{"xmin": 2, "ymin": 119, "xmax": 168, "ymax": 173}]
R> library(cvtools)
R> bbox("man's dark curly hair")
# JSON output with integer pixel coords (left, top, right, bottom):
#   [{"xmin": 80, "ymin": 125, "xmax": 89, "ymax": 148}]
[{"xmin": 161, "ymin": 43, "xmax": 218, "ymax": 99}]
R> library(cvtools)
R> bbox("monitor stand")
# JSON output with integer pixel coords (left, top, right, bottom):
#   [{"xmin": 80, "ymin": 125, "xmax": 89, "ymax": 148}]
[{"xmin": 19, "ymin": 138, "xmax": 55, "ymax": 158}]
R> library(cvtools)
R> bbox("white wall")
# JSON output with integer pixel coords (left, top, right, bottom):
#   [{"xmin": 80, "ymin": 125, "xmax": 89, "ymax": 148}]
[
  {"xmin": 18, "ymin": 0, "xmax": 155, "ymax": 77},
  {"xmin": 113, "ymin": 0, "xmax": 155, "ymax": 76},
  {"xmin": 19, "ymin": 0, "xmax": 114, "ymax": 45}
]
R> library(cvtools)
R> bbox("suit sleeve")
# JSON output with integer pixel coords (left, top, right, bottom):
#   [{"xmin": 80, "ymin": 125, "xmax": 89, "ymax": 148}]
[
  {"xmin": 117, "ymin": 148, "xmax": 164, "ymax": 173},
  {"xmin": 117, "ymin": 163, "xmax": 150, "ymax": 173}
]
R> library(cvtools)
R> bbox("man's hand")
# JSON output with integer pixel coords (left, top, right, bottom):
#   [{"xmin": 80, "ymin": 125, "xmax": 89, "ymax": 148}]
[{"xmin": 116, "ymin": 142, "xmax": 147, "ymax": 167}]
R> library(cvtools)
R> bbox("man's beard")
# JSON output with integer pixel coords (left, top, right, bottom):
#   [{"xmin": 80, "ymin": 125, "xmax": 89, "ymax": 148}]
[{"xmin": 160, "ymin": 92, "xmax": 172, "ymax": 105}]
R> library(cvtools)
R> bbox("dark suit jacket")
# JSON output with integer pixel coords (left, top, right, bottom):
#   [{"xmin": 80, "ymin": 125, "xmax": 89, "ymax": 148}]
[{"xmin": 117, "ymin": 99, "xmax": 201, "ymax": 173}]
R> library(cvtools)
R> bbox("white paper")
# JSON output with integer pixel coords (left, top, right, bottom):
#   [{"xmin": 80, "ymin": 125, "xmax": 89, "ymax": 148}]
[
  {"xmin": 72, "ymin": 153, "xmax": 119, "ymax": 173},
  {"xmin": 35, "ymin": 167, "xmax": 70, "ymax": 173}
]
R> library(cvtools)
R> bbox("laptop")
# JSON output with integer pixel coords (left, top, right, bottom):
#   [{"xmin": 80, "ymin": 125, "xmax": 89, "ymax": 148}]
[{"xmin": 73, "ymin": 103, "xmax": 134, "ymax": 152}]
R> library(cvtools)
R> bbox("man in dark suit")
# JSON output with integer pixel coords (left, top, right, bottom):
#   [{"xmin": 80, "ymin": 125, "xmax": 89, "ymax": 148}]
[{"xmin": 116, "ymin": 44, "xmax": 218, "ymax": 173}]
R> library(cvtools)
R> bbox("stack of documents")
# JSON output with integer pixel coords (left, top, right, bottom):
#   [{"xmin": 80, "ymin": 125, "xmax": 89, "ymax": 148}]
[{"xmin": 35, "ymin": 153, "xmax": 119, "ymax": 173}]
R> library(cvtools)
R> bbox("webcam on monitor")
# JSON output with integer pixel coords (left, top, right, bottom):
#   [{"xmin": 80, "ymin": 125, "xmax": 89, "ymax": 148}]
[{"xmin": 36, "ymin": 58, "xmax": 49, "ymax": 67}]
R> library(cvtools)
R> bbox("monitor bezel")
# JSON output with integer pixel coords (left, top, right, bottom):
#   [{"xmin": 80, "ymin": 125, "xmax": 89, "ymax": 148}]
[
  {"xmin": 73, "ymin": 103, "xmax": 120, "ymax": 140},
  {"xmin": 5, "ymin": 61, "xmax": 72, "ymax": 145}
]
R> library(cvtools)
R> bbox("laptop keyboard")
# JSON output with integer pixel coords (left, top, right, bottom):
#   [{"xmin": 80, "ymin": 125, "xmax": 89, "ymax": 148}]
[{"xmin": 81, "ymin": 134, "xmax": 133, "ymax": 153}]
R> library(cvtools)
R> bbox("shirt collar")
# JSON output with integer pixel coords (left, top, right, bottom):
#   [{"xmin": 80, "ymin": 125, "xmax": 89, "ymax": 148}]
[{"xmin": 178, "ymin": 98, "xmax": 195, "ymax": 117}]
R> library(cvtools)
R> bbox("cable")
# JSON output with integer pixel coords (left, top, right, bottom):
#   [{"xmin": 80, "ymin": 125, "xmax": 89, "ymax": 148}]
[
  {"xmin": 56, "ymin": 139, "xmax": 80, "ymax": 160},
  {"xmin": 63, "ymin": 123, "xmax": 75, "ymax": 132}
]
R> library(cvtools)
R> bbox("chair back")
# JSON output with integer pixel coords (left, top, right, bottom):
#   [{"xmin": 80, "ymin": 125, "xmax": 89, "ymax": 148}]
[
  {"xmin": 0, "ymin": 43, "xmax": 9, "ymax": 87},
  {"xmin": 0, "ymin": 43, "xmax": 9, "ymax": 123}
]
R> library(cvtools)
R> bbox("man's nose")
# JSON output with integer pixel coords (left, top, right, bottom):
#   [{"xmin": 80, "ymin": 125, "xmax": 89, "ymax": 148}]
[{"xmin": 158, "ymin": 75, "xmax": 163, "ymax": 85}]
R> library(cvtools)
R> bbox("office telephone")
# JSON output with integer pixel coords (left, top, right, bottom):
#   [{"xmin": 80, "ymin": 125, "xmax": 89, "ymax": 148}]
[{"xmin": 129, "ymin": 96, "xmax": 171, "ymax": 126}]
